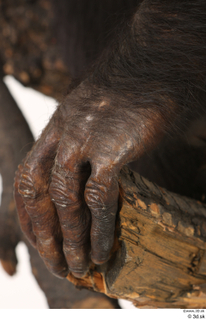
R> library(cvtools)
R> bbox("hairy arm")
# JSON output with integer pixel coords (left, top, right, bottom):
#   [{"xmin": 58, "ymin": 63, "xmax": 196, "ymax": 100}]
[{"xmin": 15, "ymin": 0, "xmax": 206, "ymax": 278}]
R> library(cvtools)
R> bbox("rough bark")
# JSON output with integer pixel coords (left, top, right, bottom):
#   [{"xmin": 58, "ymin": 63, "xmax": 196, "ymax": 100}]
[{"xmin": 66, "ymin": 166, "xmax": 206, "ymax": 308}]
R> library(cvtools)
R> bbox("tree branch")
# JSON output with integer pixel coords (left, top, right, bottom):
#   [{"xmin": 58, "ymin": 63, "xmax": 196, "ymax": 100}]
[{"xmin": 67, "ymin": 166, "xmax": 206, "ymax": 308}]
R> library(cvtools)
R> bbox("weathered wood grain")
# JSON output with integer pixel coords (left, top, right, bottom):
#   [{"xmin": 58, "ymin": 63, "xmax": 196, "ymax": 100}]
[{"xmin": 67, "ymin": 166, "xmax": 206, "ymax": 308}]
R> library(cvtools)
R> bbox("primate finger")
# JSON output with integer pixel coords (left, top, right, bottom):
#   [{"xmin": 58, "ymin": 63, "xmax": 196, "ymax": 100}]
[
  {"xmin": 17, "ymin": 125, "xmax": 68, "ymax": 278},
  {"xmin": 50, "ymin": 142, "xmax": 91, "ymax": 278},
  {"xmin": 85, "ymin": 164, "xmax": 119, "ymax": 265},
  {"xmin": 14, "ymin": 164, "xmax": 36, "ymax": 247}
]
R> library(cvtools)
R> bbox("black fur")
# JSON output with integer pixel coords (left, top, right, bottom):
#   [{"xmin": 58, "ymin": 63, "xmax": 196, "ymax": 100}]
[
  {"xmin": 53, "ymin": 0, "xmax": 206, "ymax": 200},
  {"xmin": 13, "ymin": 0, "xmax": 206, "ymax": 281},
  {"xmin": 52, "ymin": 0, "xmax": 141, "ymax": 77}
]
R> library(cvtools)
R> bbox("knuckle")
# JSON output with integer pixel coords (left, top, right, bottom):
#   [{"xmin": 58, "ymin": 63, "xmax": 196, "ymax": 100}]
[
  {"xmin": 18, "ymin": 165, "xmax": 38, "ymax": 201},
  {"xmin": 85, "ymin": 180, "xmax": 115, "ymax": 220},
  {"xmin": 49, "ymin": 171, "xmax": 80, "ymax": 208},
  {"xmin": 85, "ymin": 181, "xmax": 106, "ymax": 209},
  {"xmin": 63, "ymin": 225, "xmax": 90, "ymax": 247},
  {"xmin": 62, "ymin": 216, "xmax": 88, "ymax": 234}
]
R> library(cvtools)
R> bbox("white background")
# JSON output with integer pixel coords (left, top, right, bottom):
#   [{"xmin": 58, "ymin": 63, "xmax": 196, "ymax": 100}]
[{"xmin": 0, "ymin": 76, "xmax": 135, "ymax": 309}]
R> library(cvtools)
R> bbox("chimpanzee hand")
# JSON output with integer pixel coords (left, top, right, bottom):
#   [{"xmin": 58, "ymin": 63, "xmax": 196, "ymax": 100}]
[{"xmin": 14, "ymin": 85, "xmax": 158, "ymax": 279}]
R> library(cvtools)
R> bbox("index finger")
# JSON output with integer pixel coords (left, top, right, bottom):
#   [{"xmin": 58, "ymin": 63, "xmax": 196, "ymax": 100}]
[{"xmin": 14, "ymin": 163, "xmax": 36, "ymax": 247}]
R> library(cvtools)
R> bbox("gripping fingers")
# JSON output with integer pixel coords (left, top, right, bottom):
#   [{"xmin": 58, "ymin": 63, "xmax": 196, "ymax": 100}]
[
  {"xmin": 18, "ymin": 164, "xmax": 68, "ymax": 278},
  {"xmin": 14, "ymin": 164, "xmax": 36, "ymax": 247},
  {"xmin": 49, "ymin": 144, "xmax": 91, "ymax": 278},
  {"xmin": 85, "ymin": 166, "xmax": 119, "ymax": 265},
  {"xmin": 16, "ymin": 126, "xmax": 68, "ymax": 278}
]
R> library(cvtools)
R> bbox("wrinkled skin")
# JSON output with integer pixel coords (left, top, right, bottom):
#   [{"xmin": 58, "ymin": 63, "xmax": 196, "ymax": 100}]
[
  {"xmin": 14, "ymin": 0, "xmax": 206, "ymax": 278},
  {"xmin": 14, "ymin": 84, "xmax": 164, "ymax": 278}
]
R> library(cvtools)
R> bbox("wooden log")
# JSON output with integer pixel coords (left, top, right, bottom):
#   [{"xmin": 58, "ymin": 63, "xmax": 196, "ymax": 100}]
[{"xmin": 66, "ymin": 166, "xmax": 206, "ymax": 308}]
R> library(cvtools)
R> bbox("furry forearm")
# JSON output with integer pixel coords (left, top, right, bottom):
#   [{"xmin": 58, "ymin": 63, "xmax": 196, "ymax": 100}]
[{"xmin": 90, "ymin": 0, "xmax": 206, "ymax": 119}]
